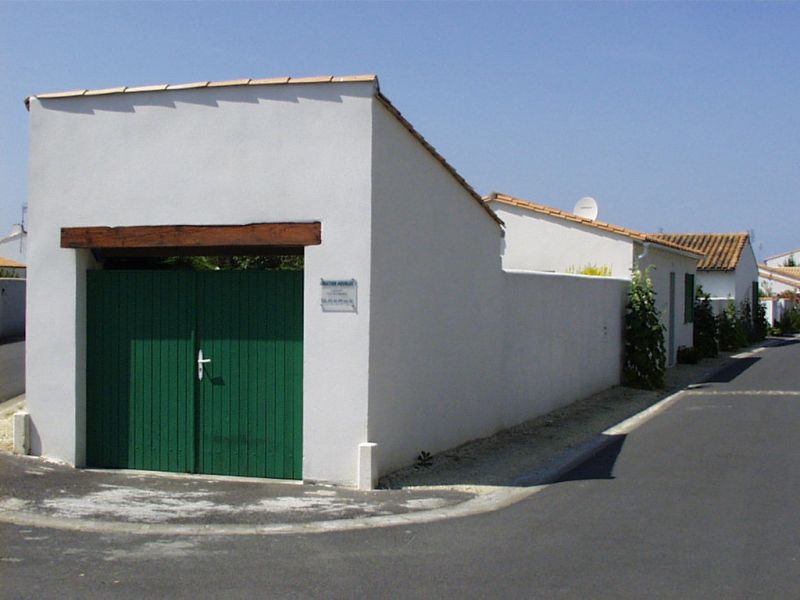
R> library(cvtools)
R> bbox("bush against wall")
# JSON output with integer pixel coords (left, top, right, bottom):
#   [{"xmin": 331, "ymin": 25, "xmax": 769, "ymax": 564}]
[
  {"xmin": 623, "ymin": 268, "xmax": 666, "ymax": 389},
  {"xmin": 776, "ymin": 306, "xmax": 800, "ymax": 335},
  {"xmin": 693, "ymin": 285, "xmax": 718, "ymax": 358},
  {"xmin": 717, "ymin": 300, "xmax": 747, "ymax": 351},
  {"xmin": 751, "ymin": 299, "xmax": 769, "ymax": 342}
]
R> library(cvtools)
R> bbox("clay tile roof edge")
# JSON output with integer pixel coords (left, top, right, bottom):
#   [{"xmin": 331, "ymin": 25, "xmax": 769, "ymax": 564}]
[
  {"xmin": 648, "ymin": 232, "xmax": 751, "ymax": 271},
  {"xmin": 0, "ymin": 257, "xmax": 26, "ymax": 269}
]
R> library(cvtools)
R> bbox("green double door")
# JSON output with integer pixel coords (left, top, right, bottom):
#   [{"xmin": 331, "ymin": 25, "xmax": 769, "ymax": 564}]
[{"xmin": 86, "ymin": 270, "xmax": 303, "ymax": 479}]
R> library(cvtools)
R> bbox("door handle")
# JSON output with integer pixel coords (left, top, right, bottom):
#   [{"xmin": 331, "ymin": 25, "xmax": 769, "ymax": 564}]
[{"xmin": 197, "ymin": 349, "xmax": 212, "ymax": 381}]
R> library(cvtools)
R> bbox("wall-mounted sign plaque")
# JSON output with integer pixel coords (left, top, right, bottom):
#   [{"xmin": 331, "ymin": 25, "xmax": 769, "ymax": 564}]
[{"xmin": 321, "ymin": 279, "xmax": 357, "ymax": 312}]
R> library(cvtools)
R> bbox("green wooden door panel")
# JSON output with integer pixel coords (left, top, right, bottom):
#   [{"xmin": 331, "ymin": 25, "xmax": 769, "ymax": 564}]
[
  {"xmin": 86, "ymin": 271, "xmax": 196, "ymax": 472},
  {"xmin": 196, "ymin": 271, "xmax": 303, "ymax": 479},
  {"xmin": 86, "ymin": 270, "xmax": 303, "ymax": 480}
]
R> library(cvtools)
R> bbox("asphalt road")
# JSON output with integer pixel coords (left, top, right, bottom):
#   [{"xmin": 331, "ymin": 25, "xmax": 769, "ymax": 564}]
[{"xmin": 2, "ymin": 339, "xmax": 799, "ymax": 599}]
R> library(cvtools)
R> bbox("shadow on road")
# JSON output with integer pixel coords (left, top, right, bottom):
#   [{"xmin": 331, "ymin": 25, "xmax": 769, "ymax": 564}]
[
  {"xmin": 555, "ymin": 434, "xmax": 627, "ymax": 483},
  {"xmin": 702, "ymin": 356, "xmax": 760, "ymax": 384},
  {"xmin": 765, "ymin": 337, "xmax": 800, "ymax": 347}
]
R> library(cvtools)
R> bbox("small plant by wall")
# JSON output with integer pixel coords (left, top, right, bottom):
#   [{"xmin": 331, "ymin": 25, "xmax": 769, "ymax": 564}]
[
  {"xmin": 565, "ymin": 263, "xmax": 612, "ymax": 277},
  {"xmin": 693, "ymin": 286, "xmax": 718, "ymax": 358},
  {"xmin": 623, "ymin": 268, "xmax": 666, "ymax": 389}
]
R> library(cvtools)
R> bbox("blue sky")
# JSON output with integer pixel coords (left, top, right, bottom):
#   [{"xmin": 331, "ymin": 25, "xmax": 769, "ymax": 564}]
[{"xmin": 1, "ymin": 2, "xmax": 798, "ymax": 259}]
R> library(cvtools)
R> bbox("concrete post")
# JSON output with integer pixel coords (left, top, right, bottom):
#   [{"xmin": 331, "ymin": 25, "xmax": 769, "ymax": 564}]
[
  {"xmin": 13, "ymin": 411, "xmax": 29, "ymax": 455},
  {"xmin": 357, "ymin": 442, "xmax": 378, "ymax": 490}
]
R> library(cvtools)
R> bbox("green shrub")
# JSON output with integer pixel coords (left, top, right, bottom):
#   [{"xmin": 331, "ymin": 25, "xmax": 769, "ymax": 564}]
[
  {"xmin": 623, "ymin": 268, "xmax": 666, "ymax": 389},
  {"xmin": 717, "ymin": 300, "xmax": 747, "ymax": 351},
  {"xmin": 693, "ymin": 286, "xmax": 718, "ymax": 358},
  {"xmin": 777, "ymin": 307, "xmax": 800, "ymax": 335},
  {"xmin": 752, "ymin": 299, "xmax": 769, "ymax": 342}
]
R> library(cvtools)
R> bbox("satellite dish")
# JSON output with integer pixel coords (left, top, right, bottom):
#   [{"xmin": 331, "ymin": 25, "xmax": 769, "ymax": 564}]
[{"xmin": 573, "ymin": 196, "xmax": 598, "ymax": 221}]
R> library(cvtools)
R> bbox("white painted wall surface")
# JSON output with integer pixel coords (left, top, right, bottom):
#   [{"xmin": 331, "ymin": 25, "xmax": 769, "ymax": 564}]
[
  {"xmin": 765, "ymin": 250, "xmax": 799, "ymax": 267},
  {"xmin": 27, "ymin": 82, "xmax": 375, "ymax": 484},
  {"xmin": 491, "ymin": 203, "xmax": 633, "ymax": 277},
  {"xmin": 637, "ymin": 244, "xmax": 697, "ymax": 365},
  {"xmin": 734, "ymin": 243, "xmax": 759, "ymax": 306},
  {"xmin": 499, "ymin": 271, "xmax": 627, "ymax": 427},
  {"xmin": 368, "ymin": 101, "xmax": 627, "ymax": 475},
  {"xmin": 0, "ymin": 279, "xmax": 26, "ymax": 339},
  {"xmin": 696, "ymin": 271, "xmax": 734, "ymax": 301},
  {"xmin": 368, "ymin": 100, "xmax": 505, "ymax": 474},
  {"xmin": 697, "ymin": 245, "xmax": 758, "ymax": 313}
]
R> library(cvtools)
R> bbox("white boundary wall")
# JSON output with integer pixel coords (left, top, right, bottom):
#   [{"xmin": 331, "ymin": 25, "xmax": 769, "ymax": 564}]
[
  {"xmin": 369, "ymin": 101, "xmax": 627, "ymax": 475},
  {"xmin": 491, "ymin": 201, "xmax": 697, "ymax": 369}
]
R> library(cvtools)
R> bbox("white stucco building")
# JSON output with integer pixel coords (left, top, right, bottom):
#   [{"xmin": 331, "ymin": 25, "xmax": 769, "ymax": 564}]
[
  {"xmin": 26, "ymin": 74, "xmax": 630, "ymax": 487},
  {"xmin": 764, "ymin": 249, "xmax": 799, "ymax": 268},
  {"xmin": 650, "ymin": 233, "xmax": 759, "ymax": 315},
  {"xmin": 485, "ymin": 193, "xmax": 702, "ymax": 366}
]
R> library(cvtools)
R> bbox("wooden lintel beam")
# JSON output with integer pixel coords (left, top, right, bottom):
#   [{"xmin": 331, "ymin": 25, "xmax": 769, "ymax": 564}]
[{"xmin": 61, "ymin": 223, "xmax": 321, "ymax": 250}]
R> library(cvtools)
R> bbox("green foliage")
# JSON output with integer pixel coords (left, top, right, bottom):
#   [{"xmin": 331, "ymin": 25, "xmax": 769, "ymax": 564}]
[
  {"xmin": 566, "ymin": 263, "xmax": 612, "ymax": 277},
  {"xmin": 0, "ymin": 268, "xmax": 23, "ymax": 278},
  {"xmin": 623, "ymin": 268, "xmax": 666, "ymax": 389},
  {"xmin": 415, "ymin": 450, "xmax": 433, "ymax": 467},
  {"xmin": 223, "ymin": 255, "xmax": 304, "ymax": 271},
  {"xmin": 693, "ymin": 285, "xmax": 718, "ymax": 358},
  {"xmin": 717, "ymin": 300, "xmax": 747, "ymax": 351},
  {"xmin": 776, "ymin": 306, "xmax": 800, "ymax": 335},
  {"xmin": 752, "ymin": 299, "xmax": 769, "ymax": 342},
  {"xmin": 108, "ymin": 255, "xmax": 305, "ymax": 271}
]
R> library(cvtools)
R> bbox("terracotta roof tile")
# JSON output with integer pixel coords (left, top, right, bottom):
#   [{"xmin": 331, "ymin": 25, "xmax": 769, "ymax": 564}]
[
  {"xmin": 207, "ymin": 78, "xmax": 251, "ymax": 88},
  {"xmin": 776, "ymin": 266, "xmax": 800, "ymax": 278},
  {"xmin": 649, "ymin": 233, "xmax": 750, "ymax": 271},
  {"xmin": 0, "ymin": 257, "xmax": 25, "ymax": 269},
  {"xmin": 759, "ymin": 264, "xmax": 800, "ymax": 289},
  {"xmin": 485, "ymin": 193, "xmax": 702, "ymax": 257}
]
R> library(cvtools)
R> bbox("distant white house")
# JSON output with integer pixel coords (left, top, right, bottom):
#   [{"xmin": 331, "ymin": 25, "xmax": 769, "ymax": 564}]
[
  {"xmin": 650, "ymin": 233, "xmax": 759, "ymax": 314},
  {"xmin": 485, "ymin": 193, "xmax": 703, "ymax": 366},
  {"xmin": 0, "ymin": 226, "xmax": 27, "ymax": 266},
  {"xmin": 759, "ymin": 264, "xmax": 800, "ymax": 325},
  {"xmin": 764, "ymin": 248, "xmax": 799, "ymax": 268},
  {"xmin": 759, "ymin": 264, "xmax": 800, "ymax": 296}
]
